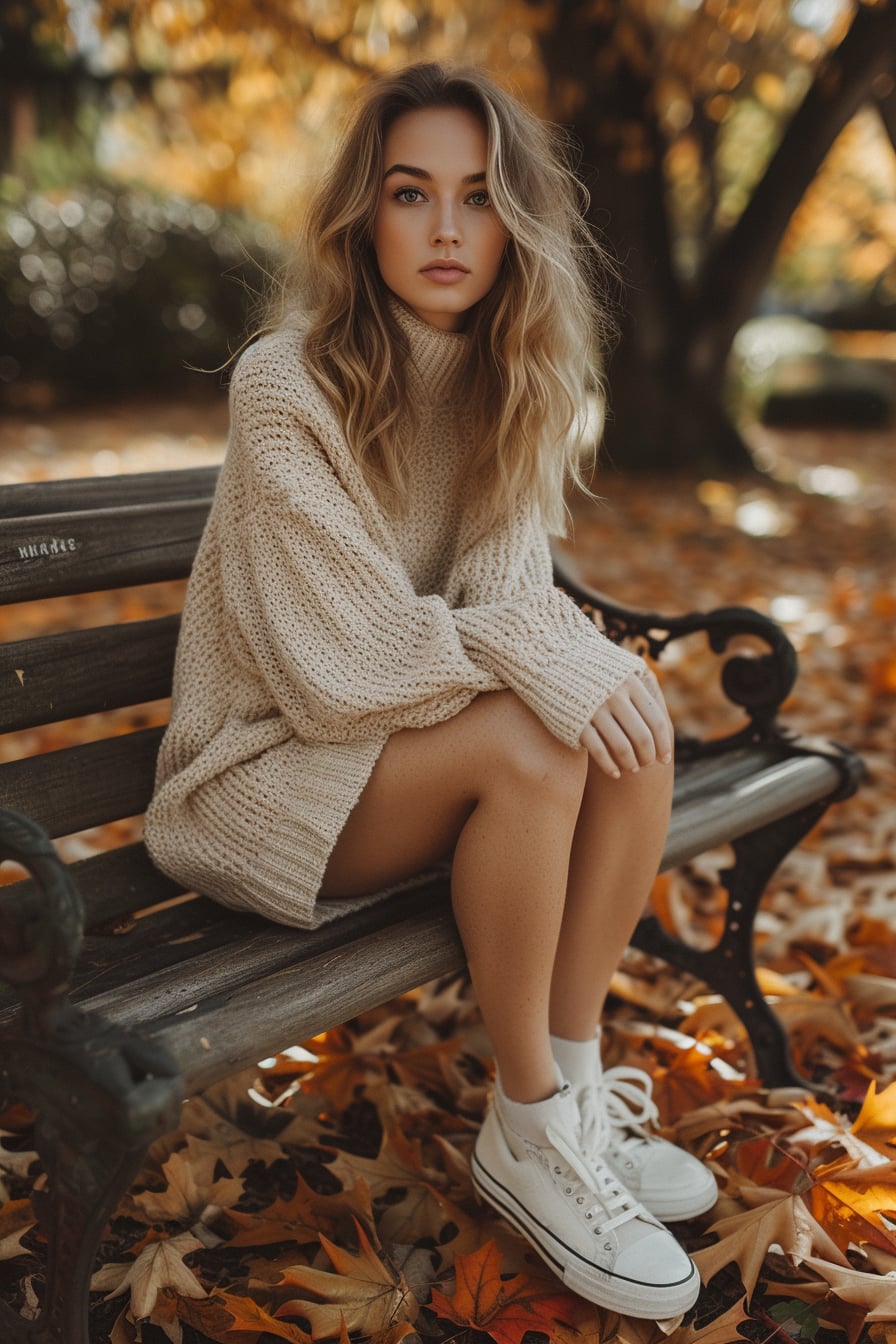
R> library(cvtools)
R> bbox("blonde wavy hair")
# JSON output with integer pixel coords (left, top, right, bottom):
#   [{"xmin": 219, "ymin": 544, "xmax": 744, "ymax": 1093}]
[{"xmin": 279, "ymin": 62, "xmax": 615, "ymax": 534}]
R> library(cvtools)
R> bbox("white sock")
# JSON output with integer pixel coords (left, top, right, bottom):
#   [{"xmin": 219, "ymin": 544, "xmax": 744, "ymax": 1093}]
[
  {"xmin": 494, "ymin": 1064, "xmax": 567, "ymax": 1145},
  {"xmin": 550, "ymin": 1030, "xmax": 602, "ymax": 1091}
]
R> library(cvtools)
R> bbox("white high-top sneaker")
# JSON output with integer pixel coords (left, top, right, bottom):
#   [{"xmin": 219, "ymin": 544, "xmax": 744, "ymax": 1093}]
[
  {"xmin": 471, "ymin": 1081, "xmax": 701, "ymax": 1318},
  {"xmin": 551, "ymin": 1032, "xmax": 718, "ymax": 1223}
]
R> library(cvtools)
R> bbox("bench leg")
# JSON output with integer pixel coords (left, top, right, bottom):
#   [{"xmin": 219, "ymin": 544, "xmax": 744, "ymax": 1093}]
[
  {"xmin": 631, "ymin": 800, "xmax": 831, "ymax": 1088},
  {"xmin": 0, "ymin": 1029, "xmax": 182, "ymax": 1343}
]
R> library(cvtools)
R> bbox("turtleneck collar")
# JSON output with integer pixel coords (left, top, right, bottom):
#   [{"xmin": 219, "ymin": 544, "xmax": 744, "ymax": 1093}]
[{"xmin": 388, "ymin": 295, "xmax": 468, "ymax": 401}]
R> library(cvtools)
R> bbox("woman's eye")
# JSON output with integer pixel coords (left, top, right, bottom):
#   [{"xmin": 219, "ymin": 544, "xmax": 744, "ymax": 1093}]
[
  {"xmin": 395, "ymin": 186, "xmax": 425, "ymax": 204},
  {"xmin": 467, "ymin": 190, "xmax": 491, "ymax": 207}
]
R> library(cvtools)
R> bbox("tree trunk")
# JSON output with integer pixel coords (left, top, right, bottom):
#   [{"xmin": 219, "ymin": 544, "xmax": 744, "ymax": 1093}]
[{"xmin": 535, "ymin": 0, "xmax": 896, "ymax": 472}]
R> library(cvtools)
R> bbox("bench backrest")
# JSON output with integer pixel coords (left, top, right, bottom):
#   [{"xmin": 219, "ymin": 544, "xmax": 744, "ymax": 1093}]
[{"xmin": 0, "ymin": 467, "xmax": 220, "ymax": 923}]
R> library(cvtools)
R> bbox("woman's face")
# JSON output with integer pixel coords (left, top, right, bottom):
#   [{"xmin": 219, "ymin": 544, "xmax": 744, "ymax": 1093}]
[{"xmin": 372, "ymin": 105, "xmax": 509, "ymax": 332}]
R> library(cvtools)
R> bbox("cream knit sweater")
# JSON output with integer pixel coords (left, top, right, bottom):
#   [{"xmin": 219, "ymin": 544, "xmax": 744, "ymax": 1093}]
[{"xmin": 144, "ymin": 301, "xmax": 647, "ymax": 927}]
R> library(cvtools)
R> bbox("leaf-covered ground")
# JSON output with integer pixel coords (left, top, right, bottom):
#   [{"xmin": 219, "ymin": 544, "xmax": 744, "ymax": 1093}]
[{"xmin": 0, "ymin": 400, "xmax": 894, "ymax": 1344}]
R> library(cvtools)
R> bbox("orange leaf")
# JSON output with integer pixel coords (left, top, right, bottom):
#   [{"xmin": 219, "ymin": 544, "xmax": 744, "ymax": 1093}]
[
  {"xmin": 810, "ymin": 1164, "xmax": 896, "ymax": 1256},
  {"xmin": 850, "ymin": 1079, "xmax": 896, "ymax": 1154},
  {"xmin": 429, "ymin": 1240, "xmax": 581, "ymax": 1344},
  {"xmin": 180, "ymin": 1289, "xmax": 313, "ymax": 1341}
]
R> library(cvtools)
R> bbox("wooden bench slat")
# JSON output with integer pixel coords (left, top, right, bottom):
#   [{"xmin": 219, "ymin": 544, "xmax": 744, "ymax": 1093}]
[
  {"xmin": 78, "ymin": 878, "xmax": 449, "ymax": 1029},
  {"xmin": 0, "ymin": 726, "xmax": 163, "ymax": 836},
  {"xmin": 0, "ymin": 616, "xmax": 179, "ymax": 732},
  {"xmin": 664, "ymin": 752, "xmax": 842, "ymax": 866},
  {"xmin": 0, "ymin": 467, "xmax": 221, "ymax": 519},
  {"xmin": 0, "ymin": 499, "xmax": 210, "ymax": 603},
  {"xmin": 144, "ymin": 899, "xmax": 466, "ymax": 1094}
]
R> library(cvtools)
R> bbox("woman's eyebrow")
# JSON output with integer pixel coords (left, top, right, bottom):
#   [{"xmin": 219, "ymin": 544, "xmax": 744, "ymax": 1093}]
[{"xmin": 383, "ymin": 163, "xmax": 487, "ymax": 184}]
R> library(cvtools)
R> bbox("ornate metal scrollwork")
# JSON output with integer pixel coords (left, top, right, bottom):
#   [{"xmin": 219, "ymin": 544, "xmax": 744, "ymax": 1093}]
[
  {"xmin": 0, "ymin": 809, "xmax": 183, "ymax": 1343},
  {"xmin": 552, "ymin": 554, "xmax": 799, "ymax": 752}
]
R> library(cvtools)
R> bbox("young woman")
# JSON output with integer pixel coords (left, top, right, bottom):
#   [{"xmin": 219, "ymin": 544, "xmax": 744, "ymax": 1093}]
[{"xmin": 144, "ymin": 61, "xmax": 716, "ymax": 1319}]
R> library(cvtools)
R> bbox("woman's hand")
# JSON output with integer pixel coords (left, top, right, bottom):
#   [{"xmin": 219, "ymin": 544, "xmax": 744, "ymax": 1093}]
[{"xmin": 579, "ymin": 670, "xmax": 674, "ymax": 779}]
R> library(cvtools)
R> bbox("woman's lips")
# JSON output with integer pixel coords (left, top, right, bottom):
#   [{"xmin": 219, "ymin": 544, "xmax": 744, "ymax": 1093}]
[{"xmin": 421, "ymin": 262, "xmax": 470, "ymax": 284}]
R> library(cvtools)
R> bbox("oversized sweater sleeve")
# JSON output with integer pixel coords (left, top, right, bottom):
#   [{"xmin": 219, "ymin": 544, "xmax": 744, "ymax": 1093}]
[
  {"xmin": 447, "ymin": 507, "xmax": 649, "ymax": 747},
  {"xmin": 222, "ymin": 337, "xmax": 644, "ymax": 751}
]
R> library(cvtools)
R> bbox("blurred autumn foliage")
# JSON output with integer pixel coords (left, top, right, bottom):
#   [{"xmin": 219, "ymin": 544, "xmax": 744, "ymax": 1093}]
[{"xmin": 2, "ymin": 0, "xmax": 896, "ymax": 465}]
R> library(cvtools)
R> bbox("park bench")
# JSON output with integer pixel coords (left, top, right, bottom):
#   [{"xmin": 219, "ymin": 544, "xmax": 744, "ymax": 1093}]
[{"xmin": 0, "ymin": 464, "xmax": 864, "ymax": 1343}]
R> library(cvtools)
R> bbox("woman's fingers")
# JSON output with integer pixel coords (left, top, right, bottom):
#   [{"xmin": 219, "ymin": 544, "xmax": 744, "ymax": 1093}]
[
  {"xmin": 579, "ymin": 721, "xmax": 624, "ymax": 779},
  {"xmin": 578, "ymin": 671, "xmax": 674, "ymax": 777}
]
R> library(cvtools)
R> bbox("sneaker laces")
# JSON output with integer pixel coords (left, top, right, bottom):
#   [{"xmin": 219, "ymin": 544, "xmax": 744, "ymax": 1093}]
[
  {"xmin": 543, "ymin": 1117, "xmax": 642, "ymax": 1235},
  {"xmin": 580, "ymin": 1065, "xmax": 660, "ymax": 1160},
  {"xmin": 600, "ymin": 1065, "xmax": 660, "ymax": 1134}
]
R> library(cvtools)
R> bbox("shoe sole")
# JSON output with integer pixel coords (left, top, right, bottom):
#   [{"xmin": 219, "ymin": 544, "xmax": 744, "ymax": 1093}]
[
  {"xmin": 647, "ymin": 1185, "xmax": 719, "ymax": 1223},
  {"xmin": 471, "ymin": 1148, "xmax": 701, "ymax": 1319}
]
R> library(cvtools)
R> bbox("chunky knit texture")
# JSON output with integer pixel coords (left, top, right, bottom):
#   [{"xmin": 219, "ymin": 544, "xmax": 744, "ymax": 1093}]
[{"xmin": 144, "ymin": 301, "xmax": 647, "ymax": 927}]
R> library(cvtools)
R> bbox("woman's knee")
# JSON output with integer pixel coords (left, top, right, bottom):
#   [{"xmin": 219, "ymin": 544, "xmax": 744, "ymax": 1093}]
[{"xmin": 469, "ymin": 691, "xmax": 588, "ymax": 805}]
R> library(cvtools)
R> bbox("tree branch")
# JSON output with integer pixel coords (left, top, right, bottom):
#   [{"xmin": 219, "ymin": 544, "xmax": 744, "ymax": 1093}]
[
  {"xmin": 692, "ymin": 0, "xmax": 896, "ymax": 372},
  {"xmin": 876, "ymin": 79, "xmax": 896, "ymax": 153}
]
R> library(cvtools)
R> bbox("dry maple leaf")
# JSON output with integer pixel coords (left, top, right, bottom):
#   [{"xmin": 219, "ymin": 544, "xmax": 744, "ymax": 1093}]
[
  {"xmin": 693, "ymin": 1192, "xmax": 849, "ymax": 1297},
  {"xmin": 801, "ymin": 1253, "xmax": 896, "ymax": 1322},
  {"xmin": 222, "ymin": 1171, "xmax": 373, "ymax": 1249},
  {"xmin": 0, "ymin": 1198, "xmax": 36, "ymax": 1262},
  {"xmin": 130, "ymin": 1137, "xmax": 245, "ymax": 1228},
  {"xmin": 672, "ymin": 1295, "xmax": 750, "ymax": 1344},
  {"xmin": 90, "ymin": 1231, "xmax": 206, "ymax": 1320},
  {"xmin": 810, "ymin": 1159, "xmax": 896, "ymax": 1256},
  {"xmin": 849, "ymin": 1078, "xmax": 896, "ymax": 1153},
  {"xmin": 272, "ymin": 1215, "xmax": 418, "ymax": 1337},
  {"xmin": 429, "ymin": 1239, "xmax": 583, "ymax": 1344},
  {"xmin": 178, "ymin": 1288, "xmax": 313, "ymax": 1341}
]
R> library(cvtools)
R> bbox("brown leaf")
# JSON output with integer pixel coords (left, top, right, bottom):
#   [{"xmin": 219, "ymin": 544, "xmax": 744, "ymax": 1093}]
[
  {"xmin": 90, "ymin": 1233, "xmax": 206, "ymax": 1319},
  {"xmin": 801, "ymin": 1254, "xmax": 896, "ymax": 1322},
  {"xmin": 131, "ymin": 1138, "xmax": 245, "ymax": 1226},
  {"xmin": 222, "ymin": 1171, "xmax": 373, "ymax": 1249},
  {"xmin": 693, "ymin": 1193, "xmax": 849, "ymax": 1297},
  {"xmin": 0, "ymin": 1198, "xmax": 36, "ymax": 1262},
  {"xmin": 273, "ymin": 1216, "xmax": 418, "ymax": 1337}
]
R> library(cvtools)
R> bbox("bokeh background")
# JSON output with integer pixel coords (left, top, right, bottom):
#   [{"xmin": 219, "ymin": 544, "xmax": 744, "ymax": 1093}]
[{"xmin": 2, "ymin": 0, "xmax": 895, "ymax": 471}]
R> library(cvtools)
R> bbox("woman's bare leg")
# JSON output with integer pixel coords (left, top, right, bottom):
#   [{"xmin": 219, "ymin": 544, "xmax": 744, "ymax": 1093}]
[
  {"xmin": 320, "ymin": 691, "xmax": 588, "ymax": 1103},
  {"xmin": 549, "ymin": 758, "xmax": 674, "ymax": 1041}
]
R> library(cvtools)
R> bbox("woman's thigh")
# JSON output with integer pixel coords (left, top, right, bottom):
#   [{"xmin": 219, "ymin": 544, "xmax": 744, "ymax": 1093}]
[{"xmin": 319, "ymin": 690, "xmax": 583, "ymax": 900}]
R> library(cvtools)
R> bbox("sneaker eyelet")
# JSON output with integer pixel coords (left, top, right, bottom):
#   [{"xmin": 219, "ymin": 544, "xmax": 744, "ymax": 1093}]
[{"xmin": 576, "ymin": 1196, "xmax": 584, "ymax": 1204}]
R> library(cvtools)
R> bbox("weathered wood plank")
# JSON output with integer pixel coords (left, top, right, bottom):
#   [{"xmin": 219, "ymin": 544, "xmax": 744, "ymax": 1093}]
[
  {"xmin": 80, "ymin": 878, "xmax": 449, "ymax": 1025},
  {"xmin": 0, "ymin": 615, "xmax": 179, "ymax": 732},
  {"xmin": 0, "ymin": 727, "xmax": 163, "ymax": 836},
  {"xmin": 0, "ymin": 467, "xmax": 220, "ymax": 519},
  {"xmin": 664, "ymin": 752, "xmax": 842, "ymax": 865},
  {"xmin": 144, "ymin": 901, "xmax": 466, "ymax": 1093},
  {"xmin": 0, "ymin": 499, "xmax": 210, "ymax": 603}
]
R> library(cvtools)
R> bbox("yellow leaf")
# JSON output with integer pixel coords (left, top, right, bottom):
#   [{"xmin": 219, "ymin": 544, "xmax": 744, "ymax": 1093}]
[
  {"xmin": 850, "ymin": 1079, "xmax": 896, "ymax": 1153},
  {"xmin": 810, "ymin": 1162, "xmax": 896, "ymax": 1256}
]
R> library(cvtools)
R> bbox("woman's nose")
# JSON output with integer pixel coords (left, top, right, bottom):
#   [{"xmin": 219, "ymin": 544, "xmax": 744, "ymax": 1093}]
[{"xmin": 432, "ymin": 208, "xmax": 461, "ymax": 247}]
